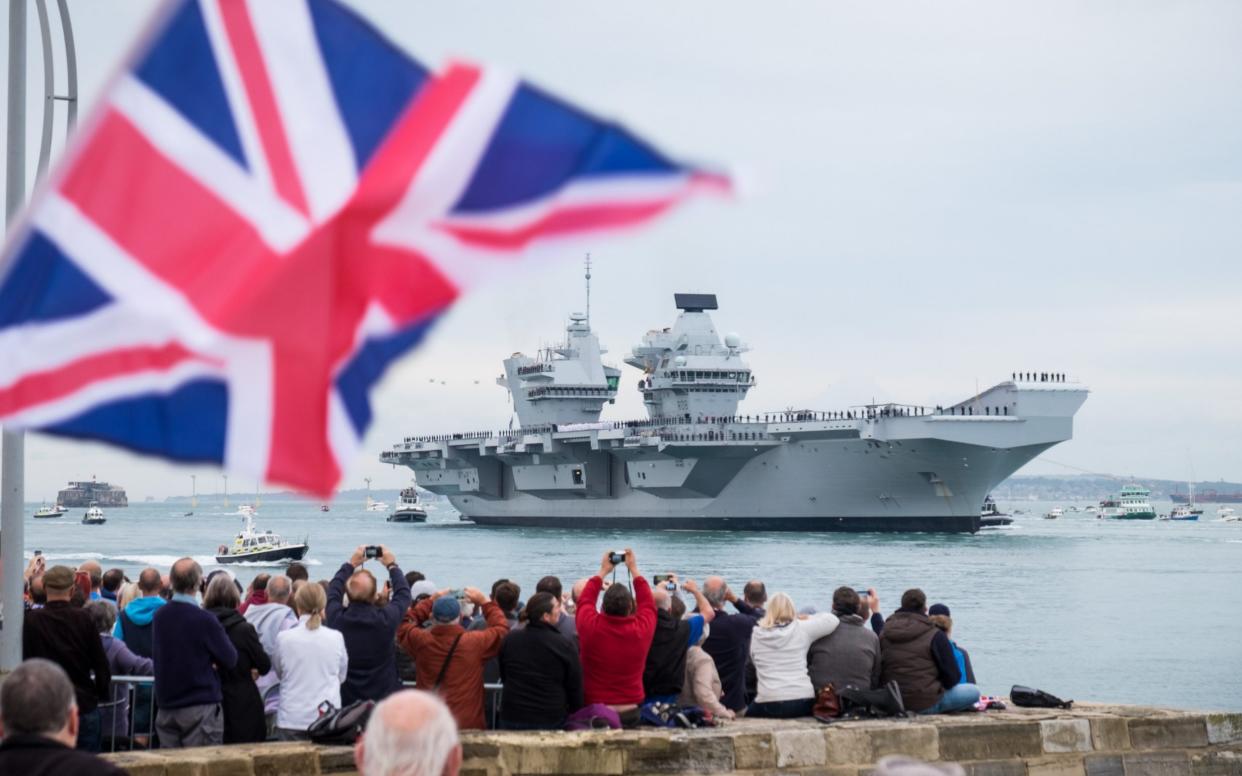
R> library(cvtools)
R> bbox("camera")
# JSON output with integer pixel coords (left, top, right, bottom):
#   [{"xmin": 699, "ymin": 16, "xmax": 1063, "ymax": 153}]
[
  {"xmin": 608, "ymin": 551, "xmax": 626, "ymax": 565},
  {"xmin": 855, "ymin": 589, "xmax": 869, "ymax": 598},
  {"xmin": 364, "ymin": 545, "xmax": 382, "ymax": 559},
  {"xmin": 33, "ymin": 550, "xmax": 41, "ymax": 557},
  {"xmin": 653, "ymin": 573, "xmax": 676, "ymax": 590},
  {"xmin": 448, "ymin": 588, "xmax": 464, "ymax": 599}
]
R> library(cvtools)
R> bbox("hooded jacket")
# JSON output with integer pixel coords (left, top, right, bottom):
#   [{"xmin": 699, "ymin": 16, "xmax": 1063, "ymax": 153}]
[
  {"xmin": 878, "ymin": 609, "xmax": 960, "ymax": 712},
  {"xmin": 113, "ymin": 595, "xmax": 166, "ymax": 656},
  {"xmin": 807, "ymin": 613, "xmax": 881, "ymax": 691},
  {"xmin": 243, "ymin": 601, "xmax": 298, "ymax": 713},
  {"xmin": 749, "ymin": 613, "xmax": 838, "ymax": 703},
  {"xmin": 210, "ymin": 607, "xmax": 272, "ymax": 743}
]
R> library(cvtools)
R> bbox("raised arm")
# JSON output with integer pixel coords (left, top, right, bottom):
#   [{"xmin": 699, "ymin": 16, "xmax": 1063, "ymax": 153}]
[
  {"xmin": 382, "ymin": 552, "xmax": 412, "ymax": 628},
  {"xmin": 326, "ymin": 554, "xmax": 359, "ymax": 625},
  {"xmin": 801, "ymin": 611, "xmax": 840, "ymax": 643},
  {"xmin": 682, "ymin": 579, "xmax": 715, "ymax": 624},
  {"xmin": 397, "ymin": 594, "xmax": 438, "ymax": 654}
]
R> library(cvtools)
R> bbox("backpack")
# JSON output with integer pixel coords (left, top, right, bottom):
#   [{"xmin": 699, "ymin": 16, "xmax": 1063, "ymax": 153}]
[
  {"xmin": 307, "ymin": 700, "xmax": 375, "ymax": 745},
  {"xmin": 564, "ymin": 703, "xmax": 622, "ymax": 731},
  {"xmin": 1010, "ymin": 685, "xmax": 1072, "ymax": 710}
]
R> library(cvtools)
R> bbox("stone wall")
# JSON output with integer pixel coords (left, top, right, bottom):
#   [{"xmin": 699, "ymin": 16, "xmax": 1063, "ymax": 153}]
[{"xmin": 103, "ymin": 704, "xmax": 1242, "ymax": 775}]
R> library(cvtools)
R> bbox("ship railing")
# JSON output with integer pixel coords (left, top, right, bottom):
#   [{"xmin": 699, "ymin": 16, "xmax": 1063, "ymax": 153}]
[{"xmin": 102, "ymin": 676, "xmax": 505, "ymax": 749}]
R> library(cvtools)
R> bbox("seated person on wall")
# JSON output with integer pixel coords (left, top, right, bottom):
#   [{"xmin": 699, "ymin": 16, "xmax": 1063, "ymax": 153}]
[
  {"xmin": 643, "ymin": 575, "xmax": 715, "ymax": 704},
  {"xmin": 326, "ymin": 545, "xmax": 412, "ymax": 705},
  {"xmin": 355, "ymin": 690, "xmax": 461, "ymax": 776},
  {"xmin": 928, "ymin": 605, "xmax": 976, "ymax": 685},
  {"xmin": 679, "ymin": 623, "xmax": 735, "ymax": 720},
  {"xmin": 879, "ymin": 589, "xmax": 981, "ymax": 714},
  {"xmin": 0, "ymin": 658, "xmax": 124, "ymax": 776},
  {"xmin": 497, "ymin": 592, "xmax": 584, "ymax": 730},
  {"xmin": 700, "ymin": 575, "xmax": 763, "ymax": 715},
  {"xmin": 808, "ymin": 586, "xmax": 882, "ymax": 692},
  {"xmin": 747, "ymin": 593, "xmax": 839, "ymax": 718},
  {"xmin": 576, "ymin": 549, "xmax": 657, "ymax": 728}
]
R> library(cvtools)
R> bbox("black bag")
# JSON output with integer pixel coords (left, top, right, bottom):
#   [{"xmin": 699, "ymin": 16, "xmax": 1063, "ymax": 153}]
[
  {"xmin": 307, "ymin": 699, "xmax": 375, "ymax": 745},
  {"xmin": 833, "ymin": 681, "xmax": 907, "ymax": 720},
  {"xmin": 1010, "ymin": 685, "xmax": 1073, "ymax": 710}
]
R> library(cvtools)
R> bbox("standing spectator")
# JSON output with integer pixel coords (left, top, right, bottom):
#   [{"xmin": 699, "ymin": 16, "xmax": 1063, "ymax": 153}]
[
  {"xmin": 354, "ymin": 690, "xmax": 461, "ymax": 776},
  {"xmin": 100, "ymin": 569, "xmax": 125, "ymax": 606},
  {"xmin": 79, "ymin": 560, "xmax": 106, "ymax": 604},
  {"xmin": 244, "ymin": 574, "xmax": 297, "ymax": 728},
  {"xmin": 22, "ymin": 565, "xmax": 111, "ymax": 751},
  {"xmin": 86, "ymin": 601, "xmax": 153, "ymax": 750},
  {"xmin": 272, "ymin": 581, "xmax": 348, "ymax": 740},
  {"xmin": 497, "ymin": 592, "xmax": 583, "ymax": 730},
  {"xmin": 0, "ymin": 659, "xmax": 124, "ymax": 776},
  {"xmin": 113, "ymin": 567, "xmax": 164, "ymax": 746},
  {"xmin": 700, "ymin": 576, "xmax": 761, "ymax": 714},
  {"xmin": 808, "ymin": 587, "xmax": 882, "ymax": 692},
  {"xmin": 679, "ymin": 625, "xmax": 734, "ymax": 720},
  {"xmin": 643, "ymin": 577, "xmax": 714, "ymax": 704},
  {"xmin": 286, "ymin": 562, "xmax": 310, "ymax": 585},
  {"xmin": 397, "ymin": 587, "xmax": 508, "ymax": 730},
  {"xmin": 575, "ymin": 550, "xmax": 657, "ymax": 727},
  {"xmin": 152, "ymin": 558, "xmax": 238, "ymax": 748},
  {"xmin": 326, "ymin": 545, "xmax": 412, "ymax": 705},
  {"xmin": 880, "ymin": 589, "xmax": 980, "ymax": 714},
  {"xmin": 535, "ymin": 575, "xmax": 576, "ymax": 641},
  {"xmin": 747, "ymin": 593, "xmax": 838, "ymax": 718},
  {"xmin": 238, "ymin": 573, "xmax": 270, "ymax": 615},
  {"xmin": 203, "ymin": 575, "xmax": 271, "ymax": 743}
]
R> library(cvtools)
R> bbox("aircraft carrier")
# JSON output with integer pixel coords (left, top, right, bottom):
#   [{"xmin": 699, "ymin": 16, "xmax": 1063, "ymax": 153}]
[{"xmin": 382, "ymin": 289, "xmax": 1088, "ymax": 533}]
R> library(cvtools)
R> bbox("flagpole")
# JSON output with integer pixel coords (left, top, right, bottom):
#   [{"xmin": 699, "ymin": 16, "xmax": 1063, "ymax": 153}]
[{"xmin": 1, "ymin": 0, "xmax": 28, "ymax": 673}]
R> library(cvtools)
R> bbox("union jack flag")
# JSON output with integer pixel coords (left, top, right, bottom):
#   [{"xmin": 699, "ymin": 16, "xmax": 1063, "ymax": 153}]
[{"xmin": 0, "ymin": 0, "xmax": 727, "ymax": 496}]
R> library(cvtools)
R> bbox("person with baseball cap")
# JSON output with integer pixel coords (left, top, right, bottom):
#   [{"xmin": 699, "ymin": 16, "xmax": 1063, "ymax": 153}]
[
  {"xmin": 397, "ymin": 586, "xmax": 508, "ymax": 729},
  {"xmin": 21, "ymin": 565, "xmax": 112, "ymax": 752}
]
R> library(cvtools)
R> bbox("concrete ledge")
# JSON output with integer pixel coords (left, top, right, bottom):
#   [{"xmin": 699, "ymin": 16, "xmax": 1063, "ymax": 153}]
[{"xmin": 101, "ymin": 704, "xmax": 1242, "ymax": 775}]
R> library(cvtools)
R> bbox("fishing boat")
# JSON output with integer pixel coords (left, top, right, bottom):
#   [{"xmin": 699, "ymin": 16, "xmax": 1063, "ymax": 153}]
[
  {"xmin": 1167, "ymin": 505, "xmax": 1198, "ymax": 521},
  {"xmin": 81, "ymin": 503, "xmax": 106, "ymax": 525},
  {"xmin": 33, "ymin": 503, "xmax": 67, "ymax": 518},
  {"xmin": 388, "ymin": 485, "xmax": 428, "ymax": 523},
  {"xmin": 979, "ymin": 495, "xmax": 1012, "ymax": 528},
  {"xmin": 1044, "ymin": 507, "xmax": 1063, "ymax": 520},
  {"xmin": 215, "ymin": 513, "xmax": 309, "ymax": 564},
  {"xmin": 1100, "ymin": 484, "xmax": 1157, "ymax": 520}
]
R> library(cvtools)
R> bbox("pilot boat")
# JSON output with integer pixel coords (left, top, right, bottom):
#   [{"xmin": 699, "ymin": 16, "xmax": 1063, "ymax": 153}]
[
  {"xmin": 388, "ymin": 486, "xmax": 428, "ymax": 523},
  {"xmin": 215, "ymin": 513, "xmax": 309, "ymax": 564},
  {"xmin": 81, "ymin": 503, "xmax": 106, "ymax": 525},
  {"xmin": 34, "ymin": 503, "xmax": 67, "ymax": 518},
  {"xmin": 979, "ymin": 495, "xmax": 1012, "ymax": 528}
]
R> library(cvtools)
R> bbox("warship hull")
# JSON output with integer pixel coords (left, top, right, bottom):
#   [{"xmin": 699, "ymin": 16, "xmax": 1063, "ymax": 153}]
[{"xmin": 389, "ymin": 385, "xmax": 1086, "ymax": 534}]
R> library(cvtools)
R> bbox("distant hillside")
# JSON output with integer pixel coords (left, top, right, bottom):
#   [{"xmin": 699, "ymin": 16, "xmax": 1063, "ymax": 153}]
[{"xmin": 997, "ymin": 475, "xmax": 1242, "ymax": 501}]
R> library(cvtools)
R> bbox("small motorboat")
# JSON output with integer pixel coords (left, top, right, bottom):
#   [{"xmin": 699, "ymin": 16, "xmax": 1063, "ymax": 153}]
[
  {"xmin": 1218, "ymin": 507, "xmax": 1238, "ymax": 522},
  {"xmin": 388, "ymin": 486, "xmax": 428, "ymax": 523},
  {"xmin": 320, "ymin": 504, "xmax": 330, "ymax": 512},
  {"xmin": 215, "ymin": 513, "xmax": 309, "ymax": 564},
  {"xmin": 978, "ymin": 494, "xmax": 1012, "ymax": 528},
  {"xmin": 1043, "ymin": 508, "xmax": 1063, "ymax": 520},
  {"xmin": 33, "ymin": 503, "xmax": 67, "ymax": 518},
  {"xmin": 81, "ymin": 504, "xmax": 106, "ymax": 525},
  {"xmin": 1167, "ymin": 505, "xmax": 1198, "ymax": 522}
]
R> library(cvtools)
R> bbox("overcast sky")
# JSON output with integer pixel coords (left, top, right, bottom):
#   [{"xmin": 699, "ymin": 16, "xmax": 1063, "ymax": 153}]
[{"xmin": 3, "ymin": 1, "xmax": 1240, "ymax": 500}]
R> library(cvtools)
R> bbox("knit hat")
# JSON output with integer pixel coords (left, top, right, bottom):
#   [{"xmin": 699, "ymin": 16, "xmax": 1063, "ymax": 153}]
[
  {"xmin": 43, "ymin": 565, "xmax": 75, "ymax": 591},
  {"xmin": 928, "ymin": 603, "xmax": 951, "ymax": 616},
  {"xmin": 432, "ymin": 596, "xmax": 461, "ymax": 623},
  {"xmin": 410, "ymin": 580, "xmax": 438, "ymax": 600}
]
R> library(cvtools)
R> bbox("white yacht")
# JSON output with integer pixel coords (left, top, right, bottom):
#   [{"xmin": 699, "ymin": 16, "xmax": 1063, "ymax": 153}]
[
  {"xmin": 215, "ymin": 513, "xmax": 309, "ymax": 564},
  {"xmin": 81, "ymin": 504, "xmax": 106, "ymax": 525},
  {"xmin": 1218, "ymin": 506, "xmax": 1238, "ymax": 522},
  {"xmin": 1044, "ymin": 507, "xmax": 1063, "ymax": 520}
]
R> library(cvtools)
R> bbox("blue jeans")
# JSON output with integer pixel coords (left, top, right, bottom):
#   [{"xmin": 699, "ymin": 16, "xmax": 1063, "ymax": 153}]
[
  {"xmin": 746, "ymin": 698, "xmax": 814, "ymax": 718},
  {"xmin": 77, "ymin": 707, "xmax": 102, "ymax": 752},
  {"xmin": 920, "ymin": 683, "xmax": 981, "ymax": 714}
]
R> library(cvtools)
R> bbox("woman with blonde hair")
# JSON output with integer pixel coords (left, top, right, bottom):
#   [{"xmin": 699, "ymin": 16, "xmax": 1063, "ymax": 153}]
[
  {"xmin": 271, "ymin": 581, "xmax": 348, "ymax": 739},
  {"xmin": 115, "ymin": 581, "xmax": 139, "ymax": 614},
  {"xmin": 747, "ymin": 592, "xmax": 839, "ymax": 718}
]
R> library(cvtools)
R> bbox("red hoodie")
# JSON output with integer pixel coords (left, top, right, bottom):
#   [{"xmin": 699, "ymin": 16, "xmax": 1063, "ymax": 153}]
[
  {"xmin": 238, "ymin": 589, "xmax": 267, "ymax": 615},
  {"xmin": 575, "ymin": 575, "xmax": 656, "ymax": 705}
]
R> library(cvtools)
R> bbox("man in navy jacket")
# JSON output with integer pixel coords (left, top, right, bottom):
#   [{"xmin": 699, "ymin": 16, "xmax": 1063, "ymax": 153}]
[
  {"xmin": 327, "ymin": 545, "xmax": 412, "ymax": 705},
  {"xmin": 152, "ymin": 558, "xmax": 237, "ymax": 748},
  {"xmin": 700, "ymin": 577, "xmax": 761, "ymax": 713}
]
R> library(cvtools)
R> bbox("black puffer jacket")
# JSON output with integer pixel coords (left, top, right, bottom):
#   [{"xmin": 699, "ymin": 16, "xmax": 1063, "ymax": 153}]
[{"xmin": 210, "ymin": 607, "xmax": 271, "ymax": 743}]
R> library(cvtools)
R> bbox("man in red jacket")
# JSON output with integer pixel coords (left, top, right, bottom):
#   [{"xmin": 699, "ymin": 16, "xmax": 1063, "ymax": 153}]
[{"xmin": 575, "ymin": 549, "xmax": 657, "ymax": 727}]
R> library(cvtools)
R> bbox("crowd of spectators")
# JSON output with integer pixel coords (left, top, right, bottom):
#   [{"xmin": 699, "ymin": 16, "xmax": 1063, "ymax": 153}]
[{"xmin": 7, "ymin": 546, "xmax": 983, "ymax": 775}]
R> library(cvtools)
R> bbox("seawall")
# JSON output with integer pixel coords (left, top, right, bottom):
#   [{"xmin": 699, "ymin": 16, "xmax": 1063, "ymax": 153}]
[{"xmin": 103, "ymin": 703, "xmax": 1242, "ymax": 775}]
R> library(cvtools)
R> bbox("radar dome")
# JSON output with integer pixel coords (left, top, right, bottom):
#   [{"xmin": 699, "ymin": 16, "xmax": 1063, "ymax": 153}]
[
  {"xmin": 674, "ymin": 355, "xmax": 687, "ymax": 367},
  {"xmin": 724, "ymin": 333, "xmax": 742, "ymax": 349}
]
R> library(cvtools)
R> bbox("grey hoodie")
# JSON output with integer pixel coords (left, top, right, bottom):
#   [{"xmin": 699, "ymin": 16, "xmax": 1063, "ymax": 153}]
[{"xmin": 243, "ymin": 602, "xmax": 297, "ymax": 711}]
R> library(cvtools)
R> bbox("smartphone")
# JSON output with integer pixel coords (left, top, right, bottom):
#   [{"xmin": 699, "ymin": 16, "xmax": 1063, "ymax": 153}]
[
  {"xmin": 653, "ymin": 574, "xmax": 673, "ymax": 585},
  {"xmin": 33, "ymin": 550, "xmax": 42, "ymax": 557},
  {"xmin": 855, "ymin": 589, "xmax": 869, "ymax": 598},
  {"xmin": 364, "ymin": 545, "xmax": 382, "ymax": 559}
]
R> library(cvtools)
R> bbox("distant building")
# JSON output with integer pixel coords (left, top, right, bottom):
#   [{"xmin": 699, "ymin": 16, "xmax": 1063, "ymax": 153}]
[{"xmin": 57, "ymin": 479, "xmax": 128, "ymax": 508}]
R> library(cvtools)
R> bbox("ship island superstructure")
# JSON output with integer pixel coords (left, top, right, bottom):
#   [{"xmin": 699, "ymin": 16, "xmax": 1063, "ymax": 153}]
[{"xmin": 382, "ymin": 293, "xmax": 1089, "ymax": 532}]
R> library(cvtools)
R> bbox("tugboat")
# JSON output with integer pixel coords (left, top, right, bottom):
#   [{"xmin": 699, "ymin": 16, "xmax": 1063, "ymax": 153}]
[
  {"xmin": 979, "ymin": 495, "xmax": 1012, "ymax": 528},
  {"xmin": 388, "ymin": 485, "xmax": 428, "ymax": 523},
  {"xmin": 81, "ymin": 503, "xmax": 106, "ymax": 525},
  {"xmin": 33, "ymin": 503, "xmax": 67, "ymax": 518},
  {"xmin": 215, "ymin": 513, "xmax": 309, "ymax": 565}
]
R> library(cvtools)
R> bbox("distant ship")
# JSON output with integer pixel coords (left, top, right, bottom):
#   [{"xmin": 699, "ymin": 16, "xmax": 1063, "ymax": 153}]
[
  {"xmin": 388, "ymin": 485, "xmax": 428, "ymax": 523},
  {"xmin": 1099, "ymin": 485, "xmax": 1157, "ymax": 520},
  {"xmin": 58, "ymin": 478, "xmax": 127, "ymax": 508},
  {"xmin": 1171, "ymin": 490, "xmax": 1242, "ymax": 504},
  {"xmin": 382, "ymin": 273, "xmax": 1089, "ymax": 533},
  {"xmin": 979, "ymin": 495, "xmax": 1012, "ymax": 528}
]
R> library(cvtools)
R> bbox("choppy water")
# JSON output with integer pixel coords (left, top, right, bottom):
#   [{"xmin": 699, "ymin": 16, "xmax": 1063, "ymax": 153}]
[{"xmin": 21, "ymin": 497, "xmax": 1242, "ymax": 711}]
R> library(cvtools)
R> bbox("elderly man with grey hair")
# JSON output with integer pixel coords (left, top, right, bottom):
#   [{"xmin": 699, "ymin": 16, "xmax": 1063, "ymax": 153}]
[
  {"xmin": 0, "ymin": 658, "xmax": 124, "ymax": 775},
  {"xmin": 355, "ymin": 690, "xmax": 461, "ymax": 776},
  {"xmin": 244, "ymin": 573, "xmax": 298, "ymax": 726},
  {"xmin": 699, "ymin": 576, "xmax": 761, "ymax": 714}
]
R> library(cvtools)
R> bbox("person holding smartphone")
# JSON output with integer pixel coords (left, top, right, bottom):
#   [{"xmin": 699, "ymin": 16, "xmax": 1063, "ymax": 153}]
[{"xmin": 324, "ymin": 545, "xmax": 411, "ymax": 706}]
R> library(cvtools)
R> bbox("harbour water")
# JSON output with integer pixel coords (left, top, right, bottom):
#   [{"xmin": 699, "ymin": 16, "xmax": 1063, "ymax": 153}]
[{"xmin": 23, "ymin": 496, "xmax": 1242, "ymax": 711}]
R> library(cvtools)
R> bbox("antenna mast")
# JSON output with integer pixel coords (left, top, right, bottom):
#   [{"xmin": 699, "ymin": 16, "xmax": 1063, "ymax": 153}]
[{"xmin": 584, "ymin": 253, "xmax": 592, "ymax": 327}]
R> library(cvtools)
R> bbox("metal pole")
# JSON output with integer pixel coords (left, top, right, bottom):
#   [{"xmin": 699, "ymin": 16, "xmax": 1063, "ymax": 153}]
[{"xmin": 1, "ymin": 0, "xmax": 29, "ymax": 673}]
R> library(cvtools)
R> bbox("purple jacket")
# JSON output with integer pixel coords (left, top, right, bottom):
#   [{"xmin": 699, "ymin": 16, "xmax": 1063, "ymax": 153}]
[{"xmin": 100, "ymin": 633, "xmax": 153, "ymax": 741}]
